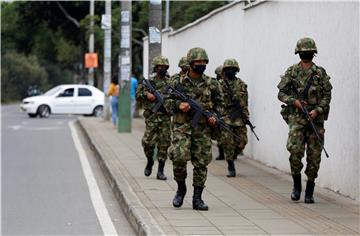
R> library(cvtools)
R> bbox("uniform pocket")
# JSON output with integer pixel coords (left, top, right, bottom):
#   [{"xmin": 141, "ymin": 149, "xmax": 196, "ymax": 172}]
[{"xmin": 307, "ymin": 86, "xmax": 318, "ymax": 105}]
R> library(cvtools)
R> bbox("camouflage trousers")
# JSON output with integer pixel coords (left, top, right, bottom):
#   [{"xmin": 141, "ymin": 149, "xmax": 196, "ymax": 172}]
[
  {"xmin": 286, "ymin": 117, "xmax": 325, "ymax": 181},
  {"xmin": 141, "ymin": 115, "xmax": 171, "ymax": 162},
  {"xmin": 168, "ymin": 123, "xmax": 212, "ymax": 187},
  {"xmin": 219, "ymin": 125, "xmax": 248, "ymax": 160}
]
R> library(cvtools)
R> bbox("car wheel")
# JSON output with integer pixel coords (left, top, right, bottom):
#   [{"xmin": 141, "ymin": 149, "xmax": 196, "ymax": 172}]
[
  {"xmin": 92, "ymin": 105, "xmax": 103, "ymax": 117},
  {"xmin": 28, "ymin": 113, "xmax": 37, "ymax": 118},
  {"xmin": 37, "ymin": 105, "xmax": 50, "ymax": 118}
]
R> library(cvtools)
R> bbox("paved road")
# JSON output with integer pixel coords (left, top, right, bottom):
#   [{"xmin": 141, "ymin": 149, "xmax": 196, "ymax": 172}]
[{"xmin": 2, "ymin": 104, "xmax": 134, "ymax": 235}]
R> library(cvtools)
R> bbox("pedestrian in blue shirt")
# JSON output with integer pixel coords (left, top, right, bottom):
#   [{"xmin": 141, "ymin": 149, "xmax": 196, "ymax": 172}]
[{"xmin": 130, "ymin": 76, "xmax": 138, "ymax": 118}]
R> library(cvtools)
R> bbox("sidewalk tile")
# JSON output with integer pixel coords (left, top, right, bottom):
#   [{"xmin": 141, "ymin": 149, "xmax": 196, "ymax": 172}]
[
  {"xmin": 168, "ymin": 219, "xmax": 213, "ymax": 227},
  {"xmin": 218, "ymin": 225, "xmax": 267, "ymax": 235},
  {"xmin": 253, "ymin": 219, "xmax": 311, "ymax": 234},
  {"xmin": 207, "ymin": 216, "xmax": 253, "ymax": 226},
  {"xmin": 240, "ymin": 209, "xmax": 285, "ymax": 220}
]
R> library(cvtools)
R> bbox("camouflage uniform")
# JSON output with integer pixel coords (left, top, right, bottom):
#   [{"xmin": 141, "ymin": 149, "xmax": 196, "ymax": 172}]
[
  {"xmin": 218, "ymin": 59, "xmax": 249, "ymax": 177},
  {"xmin": 136, "ymin": 56, "xmax": 171, "ymax": 180},
  {"xmin": 215, "ymin": 65, "xmax": 223, "ymax": 80},
  {"xmin": 170, "ymin": 56, "xmax": 189, "ymax": 83},
  {"xmin": 169, "ymin": 57, "xmax": 189, "ymax": 131},
  {"xmin": 213, "ymin": 65, "xmax": 225, "ymax": 160},
  {"xmin": 165, "ymin": 47, "xmax": 224, "ymax": 211},
  {"xmin": 278, "ymin": 37, "xmax": 332, "ymax": 203}
]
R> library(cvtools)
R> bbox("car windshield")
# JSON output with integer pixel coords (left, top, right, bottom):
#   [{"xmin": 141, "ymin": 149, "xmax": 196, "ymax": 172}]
[{"xmin": 43, "ymin": 86, "xmax": 63, "ymax": 96}]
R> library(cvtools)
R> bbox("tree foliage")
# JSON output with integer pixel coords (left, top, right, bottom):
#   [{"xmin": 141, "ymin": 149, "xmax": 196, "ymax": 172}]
[
  {"xmin": 1, "ymin": 52, "xmax": 48, "ymax": 102},
  {"xmin": 169, "ymin": 1, "xmax": 228, "ymax": 30},
  {"xmin": 1, "ymin": 1, "xmax": 228, "ymax": 102}
]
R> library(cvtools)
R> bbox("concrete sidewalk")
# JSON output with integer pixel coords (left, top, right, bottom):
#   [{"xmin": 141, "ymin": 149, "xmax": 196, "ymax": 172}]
[{"xmin": 78, "ymin": 117, "xmax": 359, "ymax": 236}]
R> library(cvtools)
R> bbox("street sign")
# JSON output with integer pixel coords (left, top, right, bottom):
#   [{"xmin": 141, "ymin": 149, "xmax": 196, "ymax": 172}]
[
  {"xmin": 85, "ymin": 53, "xmax": 98, "ymax": 68},
  {"xmin": 101, "ymin": 14, "xmax": 111, "ymax": 30}
]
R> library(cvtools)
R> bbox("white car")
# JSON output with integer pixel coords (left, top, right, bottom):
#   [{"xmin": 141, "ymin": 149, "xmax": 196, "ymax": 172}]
[{"xmin": 21, "ymin": 84, "xmax": 104, "ymax": 118}]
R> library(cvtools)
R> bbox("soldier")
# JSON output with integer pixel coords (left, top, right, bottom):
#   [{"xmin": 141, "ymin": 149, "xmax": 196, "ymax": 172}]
[
  {"xmin": 136, "ymin": 56, "xmax": 171, "ymax": 181},
  {"xmin": 214, "ymin": 65, "xmax": 223, "ymax": 80},
  {"xmin": 178, "ymin": 56, "xmax": 190, "ymax": 76},
  {"xmin": 277, "ymin": 37, "xmax": 332, "ymax": 203},
  {"xmin": 214, "ymin": 65, "xmax": 225, "ymax": 161},
  {"xmin": 166, "ymin": 47, "xmax": 224, "ymax": 211},
  {"xmin": 218, "ymin": 59, "xmax": 249, "ymax": 177},
  {"xmin": 170, "ymin": 56, "xmax": 189, "ymax": 82}
]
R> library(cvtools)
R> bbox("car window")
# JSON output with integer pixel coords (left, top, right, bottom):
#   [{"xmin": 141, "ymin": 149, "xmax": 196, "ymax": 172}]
[
  {"xmin": 58, "ymin": 88, "xmax": 74, "ymax": 97},
  {"xmin": 44, "ymin": 86, "xmax": 63, "ymax": 96},
  {"xmin": 78, "ymin": 88, "xmax": 92, "ymax": 97}
]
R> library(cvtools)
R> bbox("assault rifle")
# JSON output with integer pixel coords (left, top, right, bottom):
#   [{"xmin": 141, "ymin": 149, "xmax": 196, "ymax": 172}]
[
  {"xmin": 224, "ymin": 80, "xmax": 260, "ymax": 141},
  {"xmin": 165, "ymin": 85, "xmax": 241, "ymax": 141},
  {"xmin": 290, "ymin": 75, "xmax": 330, "ymax": 158},
  {"xmin": 141, "ymin": 79, "xmax": 165, "ymax": 113}
]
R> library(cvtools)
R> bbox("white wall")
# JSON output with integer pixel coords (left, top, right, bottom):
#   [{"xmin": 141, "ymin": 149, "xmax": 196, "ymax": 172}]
[{"xmin": 143, "ymin": 1, "xmax": 360, "ymax": 200}]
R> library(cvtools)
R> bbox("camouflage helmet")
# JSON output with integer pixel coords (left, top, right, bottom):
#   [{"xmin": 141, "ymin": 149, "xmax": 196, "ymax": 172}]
[
  {"xmin": 186, "ymin": 47, "xmax": 209, "ymax": 64},
  {"xmin": 295, "ymin": 37, "xmax": 318, "ymax": 54},
  {"xmin": 215, "ymin": 65, "xmax": 223, "ymax": 76},
  {"xmin": 178, "ymin": 56, "xmax": 189, "ymax": 68},
  {"xmin": 152, "ymin": 56, "xmax": 169, "ymax": 67},
  {"xmin": 222, "ymin": 58, "xmax": 240, "ymax": 72}
]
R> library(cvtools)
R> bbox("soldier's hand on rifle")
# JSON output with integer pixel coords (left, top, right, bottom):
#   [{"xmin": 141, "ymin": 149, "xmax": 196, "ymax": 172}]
[
  {"xmin": 146, "ymin": 92, "xmax": 156, "ymax": 101},
  {"xmin": 207, "ymin": 116, "xmax": 217, "ymax": 127},
  {"xmin": 179, "ymin": 102, "xmax": 191, "ymax": 112},
  {"xmin": 294, "ymin": 99, "xmax": 302, "ymax": 110},
  {"xmin": 309, "ymin": 110, "xmax": 318, "ymax": 120},
  {"xmin": 294, "ymin": 99, "xmax": 307, "ymax": 110}
]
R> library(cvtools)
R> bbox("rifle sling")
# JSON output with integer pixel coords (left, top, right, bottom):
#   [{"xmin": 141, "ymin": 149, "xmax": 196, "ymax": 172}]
[
  {"xmin": 290, "ymin": 66, "xmax": 316, "ymax": 101},
  {"xmin": 302, "ymin": 72, "xmax": 315, "ymax": 100}
]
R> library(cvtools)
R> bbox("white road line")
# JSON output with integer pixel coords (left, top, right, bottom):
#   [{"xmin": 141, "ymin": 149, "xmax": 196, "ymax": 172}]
[
  {"xmin": 8, "ymin": 125, "xmax": 63, "ymax": 131},
  {"xmin": 69, "ymin": 121, "xmax": 118, "ymax": 236}
]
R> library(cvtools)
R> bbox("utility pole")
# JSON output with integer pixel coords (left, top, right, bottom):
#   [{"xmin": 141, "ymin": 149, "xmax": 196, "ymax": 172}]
[
  {"xmin": 102, "ymin": 0, "xmax": 111, "ymax": 121},
  {"xmin": 88, "ymin": 0, "xmax": 95, "ymax": 86},
  {"xmin": 118, "ymin": 0, "xmax": 132, "ymax": 132},
  {"xmin": 165, "ymin": 0, "xmax": 170, "ymax": 29},
  {"xmin": 148, "ymin": 0, "xmax": 162, "ymax": 77}
]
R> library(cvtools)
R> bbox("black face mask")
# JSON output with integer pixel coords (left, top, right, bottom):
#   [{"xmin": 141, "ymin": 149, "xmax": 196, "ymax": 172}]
[
  {"xmin": 181, "ymin": 67, "xmax": 188, "ymax": 74},
  {"xmin": 299, "ymin": 51, "xmax": 314, "ymax": 61},
  {"xmin": 158, "ymin": 68, "xmax": 167, "ymax": 77},
  {"xmin": 224, "ymin": 69, "xmax": 237, "ymax": 79},
  {"xmin": 191, "ymin": 64, "xmax": 206, "ymax": 74}
]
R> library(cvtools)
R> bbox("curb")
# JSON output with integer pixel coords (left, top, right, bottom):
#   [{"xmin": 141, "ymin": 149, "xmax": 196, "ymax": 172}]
[{"xmin": 77, "ymin": 118, "xmax": 165, "ymax": 236}]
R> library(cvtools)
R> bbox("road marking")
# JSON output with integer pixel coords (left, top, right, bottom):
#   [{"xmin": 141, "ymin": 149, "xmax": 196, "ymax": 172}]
[
  {"xmin": 69, "ymin": 121, "xmax": 118, "ymax": 236},
  {"xmin": 7, "ymin": 125, "xmax": 63, "ymax": 131},
  {"xmin": 8, "ymin": 125, "xmax": 21, "ymax": 130}
]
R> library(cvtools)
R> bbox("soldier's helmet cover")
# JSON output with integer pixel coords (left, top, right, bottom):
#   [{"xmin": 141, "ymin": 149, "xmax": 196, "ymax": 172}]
[
  {"xmin": 178, "ymin": 56, "xmax": 189, "ymax": 68},
  {"xmin": 295, "ymin": 37, "xmax": 318, "ymax": 54},
  {"xmin": 152, "ymin": 56, "xmax": 169, "ymax": 68},
  {"xmin": 222, "ymin": 58, "xmax": 240, "ymax": 72},
  {"xmin": 187, "ymin": 47, "xmax": 209, "ymax": 64},
  {"xmin": 215, "ymin": 65, "xmax": 223, "ymax": 76}
]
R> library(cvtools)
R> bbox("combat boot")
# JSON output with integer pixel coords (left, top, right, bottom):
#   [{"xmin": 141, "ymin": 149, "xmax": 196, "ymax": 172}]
[
  {"xmin": 172, "ymin": 181, "xmax": 186, "ymax": 208},
  {"xmin": 156, "ymin": 160, "xmax": 167, "ymax": 180},
  {"xmin": 304, "ymin": 180, "xmax": 315, "ymax": 204},
  {"xmin": 192, "ymin": 186, "xmax": 208, "ymax": 211},
  {"xmin": 226, "ymin": 160, "xmax": 236, "ymax": 177},
  {"xmin": 216, "ymin": 145, "xmax": 225, "ymax": 160},
  {"xmin": 291, "ymin": 174, "xmax": 302, "ymax": 201},
  {"xmin": 144, "ymin": 155, "xmax": 154, "ymax": 177}
]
